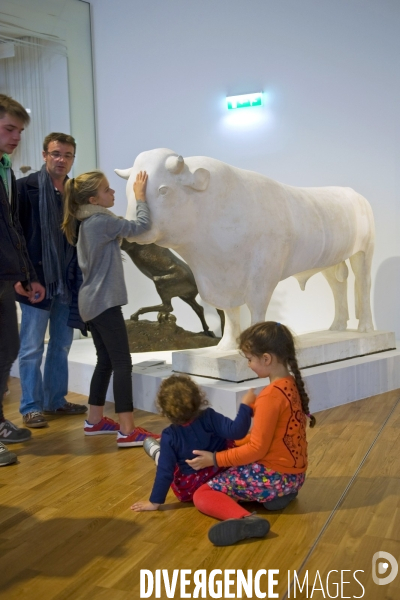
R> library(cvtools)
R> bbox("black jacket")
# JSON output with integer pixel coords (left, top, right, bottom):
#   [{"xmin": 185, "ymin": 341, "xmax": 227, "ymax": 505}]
[
  {"xmin": 16, "ymin": 171, "xmax": 86, "ymax": 334},
  {"xmin": 0, "ymin": 167, "xmax": 37, "ymax": 284}
]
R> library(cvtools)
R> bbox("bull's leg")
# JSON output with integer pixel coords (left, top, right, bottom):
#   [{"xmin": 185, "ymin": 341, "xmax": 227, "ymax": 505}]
[
  {"xmin": 216, "ymin": 307, "xmax": 241, "ymax": 351},
  {"xmin": 321, "ymin": 262, "xmax": 349, "ymax": 331},
  {"xmin": 248, "ymin": 304, "xmax": 269, "ymax": 326},
  {"xmin": 349, "ymin": 251, "xmax": 374, "ymax": 332},
  {"xmin": 247, "ymin": 282, "xmax": 277, "ymax": 326}
]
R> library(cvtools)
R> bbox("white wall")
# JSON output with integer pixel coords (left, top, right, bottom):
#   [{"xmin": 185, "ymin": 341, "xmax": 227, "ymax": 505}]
[
  {"xmin": 89, "ymin": 0, "xmax": 400, "ymax": 338},
  {"xmin": 0, "ymin": 40, "xmax": 70, "ymax": 175},
  {"xmin": 0, "ymin": 0, "xmax": 97, "ymax": 174}
]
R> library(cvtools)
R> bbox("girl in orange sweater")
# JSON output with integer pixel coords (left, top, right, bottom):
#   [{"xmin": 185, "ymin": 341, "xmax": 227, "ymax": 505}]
[{"xmin": 187, "ymin": 321, "xmax": 316, "ymax": 546}]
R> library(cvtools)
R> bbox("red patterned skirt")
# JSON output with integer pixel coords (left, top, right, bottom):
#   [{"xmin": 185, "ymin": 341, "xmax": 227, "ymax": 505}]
[{"xmin": 171, "ymin": 465, "xmax": 226, "ymax": 502}]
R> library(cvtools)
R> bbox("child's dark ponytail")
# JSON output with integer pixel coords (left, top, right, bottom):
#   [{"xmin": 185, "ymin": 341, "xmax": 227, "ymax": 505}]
[{"xmin": 239, "ymin": 321, "xmax": 316, "ymax": 427}]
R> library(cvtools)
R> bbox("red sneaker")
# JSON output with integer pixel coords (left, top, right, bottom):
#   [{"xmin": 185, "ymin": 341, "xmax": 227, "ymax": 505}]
[
  {"xmin": 117, "ymin": 427, "xmax": 161, "ymax": 448},
  {"xmin": 84, "ymin": 416, "xmax": 120, "ymax": 436}
]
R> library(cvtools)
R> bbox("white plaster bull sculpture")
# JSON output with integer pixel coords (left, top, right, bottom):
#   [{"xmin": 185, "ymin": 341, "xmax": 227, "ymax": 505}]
[{"xmin": 116, "ymin": 148, "xmax": 375, "ymax": 350}]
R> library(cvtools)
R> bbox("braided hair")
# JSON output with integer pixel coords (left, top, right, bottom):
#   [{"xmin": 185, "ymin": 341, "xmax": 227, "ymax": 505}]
[{"xmin": 239, "ymin": 321, "xmax": 316, "ymax": 427}]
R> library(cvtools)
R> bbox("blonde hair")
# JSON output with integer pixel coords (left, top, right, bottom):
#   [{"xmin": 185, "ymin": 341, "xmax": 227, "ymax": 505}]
[
  {"xmin": 62, "ymin": 170, "xmax": 105, "ymax": 244},
  {"xmin": 157, "ymin": 374, "xmax": 208, "ymax": 425}
]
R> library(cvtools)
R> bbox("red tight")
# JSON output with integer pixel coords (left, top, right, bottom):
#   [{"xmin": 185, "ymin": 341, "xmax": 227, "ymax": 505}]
[{"xmin": 193, "ymin": 483, "xmax": 251, "ymax": 520}]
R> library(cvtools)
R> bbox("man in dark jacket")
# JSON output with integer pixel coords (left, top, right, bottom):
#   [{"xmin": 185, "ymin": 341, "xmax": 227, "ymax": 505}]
[
  {"xmin": 0, "ymin": 94, "xmax": 45, "ymax": 464},
  {"xmin": 16, "ymin": 132, "xmax": 87, "ymax": 428}
]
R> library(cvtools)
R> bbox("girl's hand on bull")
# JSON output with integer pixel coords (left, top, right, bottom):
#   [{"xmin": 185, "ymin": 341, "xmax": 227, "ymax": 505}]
[{"xmin": 133, "ymin": 170, "xmax": 148, "ymax": 202}]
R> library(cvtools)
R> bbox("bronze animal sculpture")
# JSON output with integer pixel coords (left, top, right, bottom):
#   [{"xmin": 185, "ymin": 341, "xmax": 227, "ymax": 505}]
[{"xmin": 121, "ymin": 239, "xmax": 224, "ymax": 336}]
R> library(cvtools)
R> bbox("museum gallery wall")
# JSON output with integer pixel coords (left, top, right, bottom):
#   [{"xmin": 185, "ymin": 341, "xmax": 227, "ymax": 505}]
[
  {"xmin": 89, "ymin": 0, "xmax": 399, "ymax": 340},
  {"xmin": 0, "ymin": 0, "xmax": 96, "ymax": 177},
  {"xmin": 3, "ymin": 0, "xmax": 400, "ymax": 340}
]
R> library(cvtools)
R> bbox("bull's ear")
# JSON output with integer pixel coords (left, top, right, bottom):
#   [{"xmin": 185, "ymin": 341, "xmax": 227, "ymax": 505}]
[{"xmin": 184, "ymin": 168, "xmax": 210, "ymax": 191}]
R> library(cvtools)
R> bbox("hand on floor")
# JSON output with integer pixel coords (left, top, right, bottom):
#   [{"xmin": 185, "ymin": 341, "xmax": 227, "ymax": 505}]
[{"xmin": 131, "ymin": 500, "xmax": 160, "ymax": 512}]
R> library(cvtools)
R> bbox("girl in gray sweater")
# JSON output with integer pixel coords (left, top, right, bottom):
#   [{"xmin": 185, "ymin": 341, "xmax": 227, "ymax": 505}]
[{"xmin": 62, "ymin": 170, "xmax": 160, "ymax": 447}]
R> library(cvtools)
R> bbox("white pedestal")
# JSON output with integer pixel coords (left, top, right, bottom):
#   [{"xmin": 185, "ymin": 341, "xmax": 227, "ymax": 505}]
[
  {"xmin": 11, "ymin": 336, "xmax": 400, "ymax": 420},
  {"xmin": 171, "ymin": 330, "xmax": 396, "ymax": 382},
  {"xmin": 172, "ymin": 348, "xmax": 258, "ymax": 383},
  {"xmin": 296, "ymin": 329, "xmax": 396, "ymax": 368}
]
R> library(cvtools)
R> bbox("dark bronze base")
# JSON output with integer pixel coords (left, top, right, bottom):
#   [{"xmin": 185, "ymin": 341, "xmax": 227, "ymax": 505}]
[{"xmin": 125, "ymin": 318, "xmax": 221, "ymax": 353}]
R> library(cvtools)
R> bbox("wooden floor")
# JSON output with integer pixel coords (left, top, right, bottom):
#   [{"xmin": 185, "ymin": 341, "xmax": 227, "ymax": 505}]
[{"xmin": 0, "ymin": 378, "xmax": 399, "ymax": 600}]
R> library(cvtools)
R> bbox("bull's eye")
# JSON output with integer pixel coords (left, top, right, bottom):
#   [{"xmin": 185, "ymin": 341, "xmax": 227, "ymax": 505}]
[{"xmin": 158, "ymin": 185, "xmax": 169, "ymax": 196}]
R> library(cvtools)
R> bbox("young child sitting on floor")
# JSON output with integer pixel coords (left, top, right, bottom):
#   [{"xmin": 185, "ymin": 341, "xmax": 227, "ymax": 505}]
[{"xmin": 130, "ymin": 374, "xmax": 253, "ymax": 511}]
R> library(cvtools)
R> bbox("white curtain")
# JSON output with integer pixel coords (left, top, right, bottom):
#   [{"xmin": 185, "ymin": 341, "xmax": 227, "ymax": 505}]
[{"xmin": 0, "ymin": 36, "xmax": 70, "ymax": 178}]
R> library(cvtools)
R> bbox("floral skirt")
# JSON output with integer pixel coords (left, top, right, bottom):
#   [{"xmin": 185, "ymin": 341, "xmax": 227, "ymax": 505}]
[{"xmin": 207, "ymin": 462, "xmax": 306, "ymax": 503}]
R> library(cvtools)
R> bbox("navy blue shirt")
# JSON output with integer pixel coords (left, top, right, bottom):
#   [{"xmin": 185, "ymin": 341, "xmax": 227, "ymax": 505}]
[{"xmin": 149, "ymin": 404, "xmax": 252, "ymax": 504}]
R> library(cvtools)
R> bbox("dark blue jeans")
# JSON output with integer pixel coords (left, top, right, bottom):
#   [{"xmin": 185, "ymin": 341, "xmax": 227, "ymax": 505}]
[
  {"xmin": 0, "ymin": 281, "xmax": 20, "ymax": 420},
  {"xmin": 87, "ymin": 306, "xmax": 133, "ymax": 413}
]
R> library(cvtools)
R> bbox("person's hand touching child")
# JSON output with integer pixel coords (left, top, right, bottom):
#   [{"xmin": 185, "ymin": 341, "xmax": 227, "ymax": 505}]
[{"xmin": 186, "ymin": 388, "xmax": 256, "ymax": 471}]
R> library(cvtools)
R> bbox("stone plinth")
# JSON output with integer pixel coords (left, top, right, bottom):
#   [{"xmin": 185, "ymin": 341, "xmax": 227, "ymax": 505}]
[
  {"xmin": 172, "ymin": 348, "xmax": 257, "ymax": 383},
  {"xmin": 295, "ymin": 329, "xmax": 396, "ymax": 368},
  {"xmin": 171, "ymin": 330, "xmax": 396, "ymax": 383}
]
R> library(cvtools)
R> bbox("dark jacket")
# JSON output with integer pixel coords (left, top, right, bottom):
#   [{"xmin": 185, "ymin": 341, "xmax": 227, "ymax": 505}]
[
  {"xmin": 0, "ymin": 166, "xmax": 37, "ymax": 284},
  {"xmin": 149, "ymin": 404, "xmax": 253, "ymax": 504},
  {"xmin": 16, "ymin": 171, "xmax": 86, "ymax": 334}
]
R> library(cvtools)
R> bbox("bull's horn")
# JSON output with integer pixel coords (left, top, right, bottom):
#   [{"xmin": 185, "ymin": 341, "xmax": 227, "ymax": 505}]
[
  {"xmin": 165, "ymin": 155, "xmax": 184, "ymax": 174},
  {"xmin": 114, "ymin": 167, "xmax": 133, "ymax": 180}
]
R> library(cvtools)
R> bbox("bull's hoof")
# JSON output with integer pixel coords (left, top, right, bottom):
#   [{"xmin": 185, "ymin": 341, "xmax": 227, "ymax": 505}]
[
  {"xmin": 130, "ymin": 314, "xmax": 139, "ymax": 321},
  {"xmin": 329, "ymin": 321, "xmax": 348, "ymax": 331},
  {"xmin": 357, "ymin": 322, "xmax": 374, "ymax": 333}
]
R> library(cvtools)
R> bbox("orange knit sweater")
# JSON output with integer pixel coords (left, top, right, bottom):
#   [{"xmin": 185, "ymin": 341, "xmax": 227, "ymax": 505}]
[{"xmin": 215, "ymin": 377, "xmax": 308, "ymax": 474}]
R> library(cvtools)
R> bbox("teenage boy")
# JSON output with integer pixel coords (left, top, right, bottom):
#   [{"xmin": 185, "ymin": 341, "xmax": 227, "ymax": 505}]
[{"xmin": 0, "ymin": 94, "xmax": 45, "ymax": 464}]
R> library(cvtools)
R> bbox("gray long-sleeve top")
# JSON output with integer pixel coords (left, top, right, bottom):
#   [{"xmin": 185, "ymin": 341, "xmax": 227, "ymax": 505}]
[{"xmin": 77, "ymin": 202, "xmax": 150, "ymax": 322}]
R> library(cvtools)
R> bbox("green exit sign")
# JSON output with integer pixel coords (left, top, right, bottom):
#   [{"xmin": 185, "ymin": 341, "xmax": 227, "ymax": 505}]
[{"xmin": 226, "ymin": 92, "xmax": 263, "ymax": 110}]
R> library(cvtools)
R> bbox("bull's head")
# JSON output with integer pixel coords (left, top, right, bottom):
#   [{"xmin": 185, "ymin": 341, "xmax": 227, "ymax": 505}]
[
  {"xmin": 115, "ymin": 149, "xmax": 211, "ymax": 247},
  {"xmin": 115, "ymin": 154, "xmax": 210, "ymax": 194}
]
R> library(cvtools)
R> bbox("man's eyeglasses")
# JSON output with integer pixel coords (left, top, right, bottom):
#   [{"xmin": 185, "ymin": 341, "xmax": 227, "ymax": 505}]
[{"xmin": 46, "ymin": 151, "xmax": 75, "ymax": 160}]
